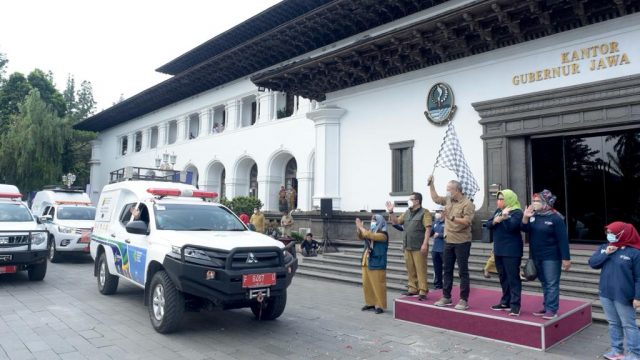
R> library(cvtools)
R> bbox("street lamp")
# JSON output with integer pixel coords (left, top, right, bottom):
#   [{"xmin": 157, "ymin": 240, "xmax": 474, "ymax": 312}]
[
  {"xmin": 155, "ymin": 151, "xmax": 177, "ymax": 170},
  {"xmin": 62, "ymin": 173, "xmax": 76, "ymax": 188}
]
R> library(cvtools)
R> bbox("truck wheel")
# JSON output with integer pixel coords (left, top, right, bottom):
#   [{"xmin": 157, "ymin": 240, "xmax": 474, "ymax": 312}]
[
  {"xmin": 148, "ymin": 271, "xmax": 184, "ymax": 333},
  {"xmin": 97, "ymin": 253, "xmax": 119, "ymax": 295},
  {"xmin": 251, "ymin": 290, "xmax": 287, "ymax": 320},
  {"xmin": 28, "ymin": 261, "xmax": 47, "ymax": 281},
  {"xmin": 48, "ymin": 237, "xmax": 61, "ymax": 263}
]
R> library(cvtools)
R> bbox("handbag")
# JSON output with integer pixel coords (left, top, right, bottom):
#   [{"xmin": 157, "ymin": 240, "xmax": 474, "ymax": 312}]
[{"xmin": 523, "ymin": 258, "xmax": 537, "ymax": 281}]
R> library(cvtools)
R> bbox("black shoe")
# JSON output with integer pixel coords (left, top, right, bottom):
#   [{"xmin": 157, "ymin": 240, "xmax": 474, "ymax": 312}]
[
  {"xmin": 374, "ymin": 308, "xmax": 384, "ymax": 314},
  {"xmin": 401, "ymin": 291, "xmax": 418, "ymax": 296},
  {"xmin": 490, "ymin": 304, "xmax": 509, "ymax": 311},
  {"xmin": 361, "ymin": 305, "xmax": 375, "ymax": 311},
  {"xmin": 418, "ymin": 294, "xmax": 427, "ymax": 301},
  {"xmin": 433, "ymin": 285, "xmax": 443, "ymax": 290},
  {"xmin": 509, "ymin": 307, "xmax": 521, "ymax": 317}
]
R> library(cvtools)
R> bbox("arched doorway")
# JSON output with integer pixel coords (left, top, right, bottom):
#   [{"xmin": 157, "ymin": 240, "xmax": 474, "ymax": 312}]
[
  {"xmin": 233, "ymin": 157, "xmax": 257, "ymax": 198},
  {"xmin": 184, "ymin": 164, "xmax": 199, "ymax": 188},
  {"xmin": 205, "ymin": 161, "xmax": 225, "ymax": 200},
  {"xmin": 265, "ymin": 150, "xmax": 297, "ymax": 212},
  {"xmin": 285, "ymin": 158, "xmax": 298, "ymax": 210}
]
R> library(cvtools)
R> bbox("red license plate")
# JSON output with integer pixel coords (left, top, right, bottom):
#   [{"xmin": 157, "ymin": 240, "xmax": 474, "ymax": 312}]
[
  {"xmin": 242, "ymin": 273, "xmax": 276, "ymax": 288},
  {"xmin": 0, "ymin": 266, "xmax": 17, "ymax": 274},
  {"xmin": 83, "ymin": 245, "xmax": 90, "ymax": 252},
  {"xmin": 78, "ymin": 232, "xmax": 91, "ymax": 244}
]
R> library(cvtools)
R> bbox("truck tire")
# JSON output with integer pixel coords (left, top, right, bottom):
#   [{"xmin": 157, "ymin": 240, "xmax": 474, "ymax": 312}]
[
  {"xmin": 148, "ymin": 271, "xmax": 184, "ymax": 333},
  {"xmin": 251, "ymin": 290, "xmax": 287, "ymax": 320},
  {"xmin": 48, "ymin": 237, "xmax": 61, "ymax": 263},
  {"xmin": 97, "ymin": 253, "xmax": 119, "ymax": 295},
  {"xmin": 28, "ymin": 261, "xmax": 47, "ymax": 281}
]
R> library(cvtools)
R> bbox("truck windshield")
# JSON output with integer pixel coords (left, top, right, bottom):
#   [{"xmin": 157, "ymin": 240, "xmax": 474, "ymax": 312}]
[
  {"xmin": 0, "ymin": 203, "xmax": 34, "ymax": 222},
  {"xmin": 154, "ymin": 204, "xmax": 246, "ymax": 231},
  {"xmin": 57, "ymin": 206, "xmax": 96, "ymax": 220}
]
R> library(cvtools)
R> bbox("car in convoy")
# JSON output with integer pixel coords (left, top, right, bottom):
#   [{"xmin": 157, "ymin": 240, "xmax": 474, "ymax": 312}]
[
  {"xmin": 31, "ymin": 188, "xmax": 96, "ymax": 262},
  {"xmin": 0, "ymin": 184, "xmax": 48, "ymax": 280},
  {"xmin": 89, "ymin": 177, "xmax": 297, "ymax": 333}
]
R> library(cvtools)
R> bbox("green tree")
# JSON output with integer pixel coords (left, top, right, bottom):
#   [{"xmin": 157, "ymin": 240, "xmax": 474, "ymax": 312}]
[
  {"xmin": 63, "ymin": 74, "xmax": 76, "ymax": 114},
  {"xmin": 0, "ymin": 72, "xmax": 31, "ymax": 131},
  {"xmin": 220, "ymin": 196, "xmax": 263, "ymax": 217},
  {"xmin": 74, "ymin": 80, "xmax": 96, "ymax": 122},
  {"xmin": 27, "ymin": 69, "xmax": 66, "ymax": 117},
  {"xmin": 0, "ymin": 89, "xmax": 69, "ymax": 193},
  {"xmin": 0, "ymin": 53, "xmax": 7, "ymax": 81}
]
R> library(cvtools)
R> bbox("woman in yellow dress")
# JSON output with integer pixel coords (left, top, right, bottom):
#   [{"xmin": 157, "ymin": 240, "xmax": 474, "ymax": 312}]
[{"xmin": 356, "ymin": 213, "xmax": 389, "ymax": 314}]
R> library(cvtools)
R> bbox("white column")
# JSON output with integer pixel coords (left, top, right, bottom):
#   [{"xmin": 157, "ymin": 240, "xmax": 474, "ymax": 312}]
[
  {"xmin": 225, "ymin": 178, "xmax": 248, "ymax": 198},
  {"xmin": 206, "ymin": 108, "xmax": 214, "ymax": 134},
  {"xmin": 296, "ymin": 171, "xmax": 313, "ymax": 211},
  {"xmin": 306, "ymin": 106, "xmax": 346, "ymax": 210},
  {"xmin": 88, "ymin": 140, "xmax": 102, "ymax": 204},
  {"xmin": 199, "ymin": 109, "xmax": 208, "ymax": 136},
  {"xmin": 271, "ymin": 91, "xmax": 280, "ymax": 121},
  {"xmin": 142, "ymin": 128, "xmax": 151, "ymax": 150},
  {"xmin": 177, "ymin": 117, "xmax": 186, "ymax": 141},
  {"xmin": 225, "ymin": 100, "xmax": 240, "ymax": 131},
  {"xmin": 257, "ymin": 91, "xmax": 273, "ymax": 123},
  {"xmin": 157, "ymin": 123, "xmax": 167, "ymax": 147}
]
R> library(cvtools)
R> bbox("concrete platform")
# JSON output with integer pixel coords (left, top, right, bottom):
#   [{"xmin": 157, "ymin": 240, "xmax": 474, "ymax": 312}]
[{"xmin": 394, "ymin": 285, "xmax": 592, "ymax": 351}]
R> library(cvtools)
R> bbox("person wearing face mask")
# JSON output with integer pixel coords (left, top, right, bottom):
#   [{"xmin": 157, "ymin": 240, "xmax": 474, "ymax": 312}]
[
  {"xmin": 485, "ymin": 190, "xmax": 524, "ymax": 316},
  {"xmin": 430, "ymin": 206, "xmax": 445, "ymax": 289},
  {"xmin": 589, "ymin": 222, "xmax": 640, "ymax": 360},
  {"xmin": 250, "ymin": 207, "xmax": 266, "ymax": 234},
  {"xmin": 356, "ymin": 214, "xmax": 389, "ymax": 314},
  {"xmin": 521, "ymin": 189, "xmax": 571, "ymax": 319},
  {"xmin": 428, "ymin": 175, "xmax": 475, "ymax": 311},
  {"xmin": 386, "ymin": 193, "xmax": 432, "ymax": 301}
]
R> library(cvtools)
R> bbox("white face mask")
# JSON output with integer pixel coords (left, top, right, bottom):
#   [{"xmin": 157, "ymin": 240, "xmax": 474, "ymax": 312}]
[
  {"xmin": 407, "ymin": 200, "xmax": 414, "ymax": 208},
  {"xmin": 532, "ymin": 202, "xmax": 543, "ymax": 211},
  {"xmin": 370, "ymin": 222, "xmax": 377, "ymax": 230},
  {"xmin": 435, "ymin": 213, "xmax": 442, "ymax": 220},
  {"xmin": 445, "ymin": 191, "xmax": 452, "ymax": 198}
]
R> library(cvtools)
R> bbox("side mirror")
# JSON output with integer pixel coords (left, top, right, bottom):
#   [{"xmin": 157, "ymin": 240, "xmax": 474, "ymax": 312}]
[
  {"xmin": 126, "ymin": 220, "xmax": 149, "ymax": 235},
  {"xmin": 40, "ymin": 215, "xmax": 52, "ymax": 223},
  {"xmin": 34, "ymin": 216, "xmax": 42, "ymax": 224}
]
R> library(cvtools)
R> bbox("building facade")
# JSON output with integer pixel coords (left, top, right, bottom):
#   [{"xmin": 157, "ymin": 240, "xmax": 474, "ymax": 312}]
[{"xmin": 77, "ymin": 0, "xmax": 640, "ymax": 243}]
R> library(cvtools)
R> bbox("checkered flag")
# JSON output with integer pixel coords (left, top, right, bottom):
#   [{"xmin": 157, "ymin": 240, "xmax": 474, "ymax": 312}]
[{"xmin": 434, "ymin": 123, "xmax": 480, "ymax": 199}]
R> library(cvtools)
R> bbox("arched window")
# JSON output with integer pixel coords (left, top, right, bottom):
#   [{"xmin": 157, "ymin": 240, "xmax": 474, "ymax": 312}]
[{"xmin": 249, "ymin": 164, "xmax": 258, "ymax": 198}]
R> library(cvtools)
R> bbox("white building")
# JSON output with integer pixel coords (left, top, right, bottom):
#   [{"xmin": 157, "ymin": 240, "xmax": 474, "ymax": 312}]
[{"xmin": 77, "ymin": 0, "xmax": 640, "ymax": 242}]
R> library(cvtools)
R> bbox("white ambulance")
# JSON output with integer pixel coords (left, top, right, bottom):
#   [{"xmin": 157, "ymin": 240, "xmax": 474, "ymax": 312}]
[
  {"xmin": 89, "ymin": 178, "xmax": 297, "ymax": 333},
  {"xmin": 31, "ymin": 188, "xmax": 96, "ymax": 262},
  {"xmin": 0, "ymin": 184, "xmax": 48, "ymax": 280}
]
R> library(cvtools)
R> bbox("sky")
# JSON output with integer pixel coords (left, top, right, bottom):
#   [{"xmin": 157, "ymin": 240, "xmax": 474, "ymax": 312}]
[{"xmin": 0, "ymin": 0, "xmax": 282, "ymax": 112}]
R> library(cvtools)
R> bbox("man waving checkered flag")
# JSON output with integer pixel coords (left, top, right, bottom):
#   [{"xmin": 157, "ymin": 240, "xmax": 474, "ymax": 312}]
[{"xmin": 434, "ymin": 123, "xmax": 480, "ymax": 199}]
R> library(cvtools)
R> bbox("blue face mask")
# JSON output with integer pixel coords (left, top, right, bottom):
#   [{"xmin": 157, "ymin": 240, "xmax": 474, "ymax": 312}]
[
  {"xmin": 370, "ymin": 222, "xmax": 377, "ymax": 231},
  {"xmin": 607, "ymin": 233, "xmax": 618, "ymax": 243}
]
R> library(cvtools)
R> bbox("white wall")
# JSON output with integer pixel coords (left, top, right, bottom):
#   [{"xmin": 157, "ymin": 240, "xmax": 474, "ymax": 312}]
[{"xmin": 326, "ymin": 14, "xmax": 640, "ymax": 212}]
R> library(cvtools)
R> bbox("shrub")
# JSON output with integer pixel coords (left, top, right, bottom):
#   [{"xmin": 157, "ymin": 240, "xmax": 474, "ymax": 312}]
[
  {"xmin": 290, "ymin": 231, "xmax": 304, "ymax": 243},
  {"xmin": 220, "ymin": 196, "xmax": 263, "ymax": 216}
]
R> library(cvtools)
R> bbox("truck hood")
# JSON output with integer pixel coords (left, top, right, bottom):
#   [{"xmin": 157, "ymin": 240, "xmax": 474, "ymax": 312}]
[
  {"xmin": 157, "ymin": 230, "xmax": 285, "ymax": 251},
  {"xmin": 0, "ymin": 221, "xmax": 42, "ymax": 232},
  {"xmin": 55, "ymin": 219, "xmax": 94, "ymax": 229}
]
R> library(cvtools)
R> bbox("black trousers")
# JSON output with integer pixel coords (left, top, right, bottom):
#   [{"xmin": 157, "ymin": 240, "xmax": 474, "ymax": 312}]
[
  {"xmin": 495, "ymin": 255, "xmax": 522, "ymax": 308},
  {"xmin": 431, "ymin": 250, "xmax": 443, "ymax": 288},
  {"xmin": 442, "ymin": 242, "xmax": 471, "ymax": 301}
]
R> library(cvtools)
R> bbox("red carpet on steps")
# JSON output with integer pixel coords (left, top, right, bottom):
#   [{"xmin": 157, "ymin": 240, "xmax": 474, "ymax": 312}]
[{"xmin": 394, "ymin": 285, "xmax": 591, "ymax": 350}]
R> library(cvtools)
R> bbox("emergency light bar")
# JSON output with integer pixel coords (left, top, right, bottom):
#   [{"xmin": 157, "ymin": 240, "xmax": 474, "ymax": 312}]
[
  {"xmin": 147, "ymin": 188, "xmax": 218, "ymax": 199},
  {"xmin": 0, "ymin": 193, "xmax": 22, "ymax": 199},
  {"xmin": 55, "ymin": 201, "xmax": 92, "ymax": 205}
]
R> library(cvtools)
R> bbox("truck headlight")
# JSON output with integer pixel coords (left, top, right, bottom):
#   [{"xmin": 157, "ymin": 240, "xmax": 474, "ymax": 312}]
[
  {"xmin": 30, "ymin": 232, "xmax": 46, "ymax": 245},
  {"xmin": 58, "ymin": 225, "xmax": 75, "ymax": 234},
  {"xmin": 171, "ymin": 246, "xmax": 211, "ymax": 261}
]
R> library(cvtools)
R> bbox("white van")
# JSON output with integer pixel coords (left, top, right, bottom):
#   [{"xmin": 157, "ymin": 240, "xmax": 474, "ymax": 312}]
[
  {"xmin": 31, "ymin": 188, "xmax": 96, "ymax": 262},
  {"xmin": 90, "ymin": 178, "xmax": 297, "ymax": 333},
  {"xmin": 0, "ymin": 184, "xmax": 48, "ymax": 280}
]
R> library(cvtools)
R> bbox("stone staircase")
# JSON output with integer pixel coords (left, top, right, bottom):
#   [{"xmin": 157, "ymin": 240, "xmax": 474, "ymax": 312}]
[{"xmin": 297, "ymin": 239, "xmax": 612, "ymax": 323}]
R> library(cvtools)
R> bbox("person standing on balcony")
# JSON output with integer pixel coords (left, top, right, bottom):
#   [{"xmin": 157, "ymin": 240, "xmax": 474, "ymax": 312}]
[
  {"xmin": 589, "ymin": 221, "xmax": 640, "ymax": 360},
  {"xmin": 521, "ymin": 189, "xmax": 571, "ymax": 320},
  {"xmin": 278, "ymin": 185, "xmax": 288, "ymax": 213},
  {"xmin": 486, "ymin": 189, "xmax": 524, "ymax": 316},
  {"xmin": 386, "ymin": 193, "xmax": 432, "ymax": 301},
  {"xmin": 356, "ymin": 213, "xmax": 389, "ymax": 314},
  {"xmin": 428, "ymin": 175, "xmax": 475, "ymax": 311}
]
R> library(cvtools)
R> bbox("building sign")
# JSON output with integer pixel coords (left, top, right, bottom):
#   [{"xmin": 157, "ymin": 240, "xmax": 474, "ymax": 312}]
[
  {"xmin": 512, "ymin": 41, "xmax": 632, "ymax": 86},
  {"xmin": 424, "ymin": 83, "xmax": 456, "ymax": 125}
]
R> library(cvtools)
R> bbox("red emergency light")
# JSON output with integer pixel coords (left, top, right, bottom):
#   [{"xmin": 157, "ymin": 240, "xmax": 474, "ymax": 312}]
[
  {"xmin": 0, "ymin": 193, "xmax": 22, "ymax": 199},
  {"xmin": 147, "ymin": 188, "xmax": 218, "ymax": 199}
]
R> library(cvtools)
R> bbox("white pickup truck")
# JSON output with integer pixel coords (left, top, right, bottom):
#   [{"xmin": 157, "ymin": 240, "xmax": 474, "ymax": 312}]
[
  {"xmin": 89, "ymin": 179, "xmax": 297, "ymax": 333},
  {"xmin": 0, "ymin": 184, "xmax": 48, "ymax": 280}
]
